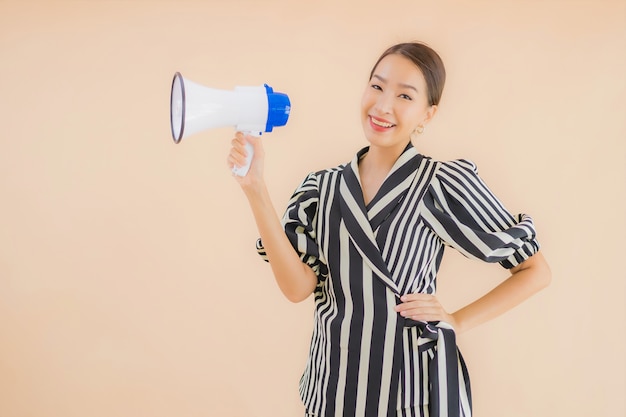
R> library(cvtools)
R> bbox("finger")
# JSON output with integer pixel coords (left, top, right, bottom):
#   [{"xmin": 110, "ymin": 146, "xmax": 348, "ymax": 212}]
[
  {"xmin": 230, "ymin": 144, "xmax": 248, "ymax": 161},
  {"xmin": 407, "ymin": 314, "xmax": 444, "ymax": 323},
  {"xmin": 231, "ymin": 137, "xmax": 248, "ymax": 153},
  {"xmin": 396, "ymin": 301, "xmax": 445, "ymax": 317},
  {"xmin": 400, "ymin": 293, "xmax": 435, "ymax": 302},
  {"xmin": 226, "ymin": 150, "xmax": 244, "ymax": 168},
  {"xmin": 401, "ymin": 308, "xmax": 446, "ymax": 321},
  {"xmin": 395, "ymin": 297, "xmax": 438, "ymax": 312},
  {"xmin": 236, "ymin": 132, "xmax": 258, "ymax": 147},
  {"xmin": 226, "ymin": 154, "xmax": 240, "ymax": 169},
  {"xmin": 397, "ymin": 301, "xmax": 441, "ymax": 313}
]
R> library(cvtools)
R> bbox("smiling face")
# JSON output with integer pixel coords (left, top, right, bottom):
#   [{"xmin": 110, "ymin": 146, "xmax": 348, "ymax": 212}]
[{"xmin": 361, "ymin": 53, "xmax": 437, "ymax": 154}]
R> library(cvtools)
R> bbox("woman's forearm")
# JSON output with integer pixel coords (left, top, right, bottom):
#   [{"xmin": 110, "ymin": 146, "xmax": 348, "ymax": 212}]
[
  {"xmin": 243, "ymin": 182, "xmax": 318, "ymax": 303},
  {"xmin": 452, "ymin": 251, "xmax": 551, "ymax": 333}
]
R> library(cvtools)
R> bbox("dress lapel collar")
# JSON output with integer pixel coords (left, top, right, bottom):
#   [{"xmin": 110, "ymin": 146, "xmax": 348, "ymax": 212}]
[
  {"xmin": 367, "ymin": 144, "xmax": 422, "ymax": 230},
  {"xmin": 337, "ymin": 144, "xmax": 422, "ymax": 296}
]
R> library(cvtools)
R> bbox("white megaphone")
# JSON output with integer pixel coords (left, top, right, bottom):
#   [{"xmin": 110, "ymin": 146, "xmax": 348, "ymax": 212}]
[{"xmin": 170, "ymin": 72, "xmax": 291, "ymax": 176}]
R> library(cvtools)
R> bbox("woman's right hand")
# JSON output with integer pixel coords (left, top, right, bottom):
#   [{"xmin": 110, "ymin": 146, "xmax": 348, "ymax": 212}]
[{"xmin": 227, "ymin": 132, "xmax": 265, "ymax": 191}]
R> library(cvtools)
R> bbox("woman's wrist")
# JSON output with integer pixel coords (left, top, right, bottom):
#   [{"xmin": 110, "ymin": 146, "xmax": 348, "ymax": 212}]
[{"xmin": 242, "ymin": 179, "xmax": 268, "ymax": 201}]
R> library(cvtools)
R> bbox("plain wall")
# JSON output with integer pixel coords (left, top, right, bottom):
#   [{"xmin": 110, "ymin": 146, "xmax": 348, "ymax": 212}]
[{"xmin": 1, "ymin": 0, "xmax": 624, "ymax": 416}]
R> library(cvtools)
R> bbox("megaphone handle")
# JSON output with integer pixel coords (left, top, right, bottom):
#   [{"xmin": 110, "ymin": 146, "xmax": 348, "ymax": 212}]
[{"xmin": 232, "ymin": 131, "xmax": 260, "ymax": 177}]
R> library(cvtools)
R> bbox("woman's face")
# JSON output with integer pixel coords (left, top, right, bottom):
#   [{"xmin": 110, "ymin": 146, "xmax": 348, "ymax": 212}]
[{"xmin": 361, "ymin": 53, "xmax": 437, "ymax": 152}]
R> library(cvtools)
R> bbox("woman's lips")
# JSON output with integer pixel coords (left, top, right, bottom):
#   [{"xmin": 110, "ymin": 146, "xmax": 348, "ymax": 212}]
[{"xmin": 369, "ymin": 116, "xmax": 396, "ymax": 132}]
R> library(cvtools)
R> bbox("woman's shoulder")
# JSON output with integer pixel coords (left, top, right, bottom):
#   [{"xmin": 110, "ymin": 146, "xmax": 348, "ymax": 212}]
[
  {"xmin": 430, "ymin": 157, "xmax": 479, "ymax": 178},
  {"xmin": 307, "ymin": 162, "xmax": 349, "ymax": 180},
  {"xmin": 292, "ymin": 163, "xmax": 348, "ymax": 194}
]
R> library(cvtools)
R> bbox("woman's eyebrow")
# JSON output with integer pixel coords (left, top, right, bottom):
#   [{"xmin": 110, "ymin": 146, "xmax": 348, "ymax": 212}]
[{"xmin": 372, "ymin": 74, "xmax": 418, "ymax": 93}]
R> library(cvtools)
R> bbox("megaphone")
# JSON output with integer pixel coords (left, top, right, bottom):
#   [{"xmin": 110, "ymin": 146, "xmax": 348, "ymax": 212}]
[{"xmin": 169, "ymin": 72, "xmax": 291, "ymax": 176}]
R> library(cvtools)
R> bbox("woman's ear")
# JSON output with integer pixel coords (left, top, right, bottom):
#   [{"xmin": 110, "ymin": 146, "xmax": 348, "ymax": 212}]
[{"xmin": 422, "ymin": 104, "xmax": 438, "ymax": 126}]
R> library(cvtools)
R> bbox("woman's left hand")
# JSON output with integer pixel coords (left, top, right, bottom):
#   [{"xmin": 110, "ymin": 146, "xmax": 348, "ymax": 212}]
[{"xmin": 394, "ymin": 293, "xmax": 460, "ymax": 331}]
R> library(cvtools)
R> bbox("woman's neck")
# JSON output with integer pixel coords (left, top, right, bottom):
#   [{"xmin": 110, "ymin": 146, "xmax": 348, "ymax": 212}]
[
  {"xmin": 360, "ymin": 142, "xmax": 408, "ymax": 176},
  {"xmin": 358, "ymin": 142, "xmax": 409, "ymax": 205}
]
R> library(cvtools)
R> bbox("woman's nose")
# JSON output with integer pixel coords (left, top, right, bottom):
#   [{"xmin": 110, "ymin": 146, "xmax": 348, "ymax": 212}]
[{"xmin": 374, "ymin": 92, "xmax": 393, "ymax": 114}]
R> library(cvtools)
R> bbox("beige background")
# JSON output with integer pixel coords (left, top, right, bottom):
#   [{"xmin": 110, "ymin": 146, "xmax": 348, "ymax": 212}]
[{"xmin": 1, "ymin": 0, "xmax": 625, "ymax": 416}]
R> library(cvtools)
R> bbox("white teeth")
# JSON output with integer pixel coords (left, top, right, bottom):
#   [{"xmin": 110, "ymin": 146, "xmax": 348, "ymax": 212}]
[{"xmin": 371, "ymin": 117, "xmax": 394, "ymax": 128}]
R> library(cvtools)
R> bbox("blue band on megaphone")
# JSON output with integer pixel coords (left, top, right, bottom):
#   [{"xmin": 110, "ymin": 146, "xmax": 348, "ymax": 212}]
[{"xmin": 264, "ymin": 84, "xmax": 291, "ymax": 132}]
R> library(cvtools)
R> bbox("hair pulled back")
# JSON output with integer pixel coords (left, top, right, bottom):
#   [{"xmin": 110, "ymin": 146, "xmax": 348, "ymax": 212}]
[{"xmin": 369, "ymin": 42, "xmax": 446, "ymax": 106}]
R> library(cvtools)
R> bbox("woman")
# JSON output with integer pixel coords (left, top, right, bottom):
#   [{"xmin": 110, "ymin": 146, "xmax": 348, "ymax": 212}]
[{"xmin": 227, "ymin": 42, "xmax": 551, "ymax": 417}]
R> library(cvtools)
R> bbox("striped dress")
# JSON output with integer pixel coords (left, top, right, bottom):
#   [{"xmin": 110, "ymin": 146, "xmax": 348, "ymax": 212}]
[{"xmin": 257, "ymin": 144, "xmax": 540, "ymax": 417}]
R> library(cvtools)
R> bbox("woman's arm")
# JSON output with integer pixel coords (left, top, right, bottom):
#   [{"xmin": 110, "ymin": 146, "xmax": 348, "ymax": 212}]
[
  {"xmin": 228, "ymin": 133, "xmax": 318, "ymax": 303},
  {"xmin": 395, "ymin": 251, "xmax": 551, "ymax": 333},
  {"xmin": 449, "ymin": 251, "xmax": 551, "ymax": 333}
]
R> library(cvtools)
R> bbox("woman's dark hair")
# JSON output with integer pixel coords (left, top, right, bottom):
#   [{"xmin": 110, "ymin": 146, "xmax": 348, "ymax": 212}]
[{"xmin": 369, "ymin": 42, "xmax": 446, "ymax": 106}]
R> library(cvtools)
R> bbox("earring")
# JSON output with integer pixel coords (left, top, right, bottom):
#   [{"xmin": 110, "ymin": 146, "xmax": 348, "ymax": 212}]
[{"xmin": 410, "ymin": 125, "xmax": 425, "ymax": 141}]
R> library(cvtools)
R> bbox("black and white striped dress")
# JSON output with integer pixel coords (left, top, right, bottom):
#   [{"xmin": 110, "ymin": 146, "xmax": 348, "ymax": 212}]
[{"xmin": 257, "ymin": 144, "xmax": 540, "ymax": 417}]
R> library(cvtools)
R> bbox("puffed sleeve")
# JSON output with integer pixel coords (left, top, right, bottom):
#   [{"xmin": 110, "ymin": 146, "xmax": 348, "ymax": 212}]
[
  {"xmin": 256, "ymin": 172, "xmax": 329, "ymax": 280},
  {"xmin": 421, "ymin": 159, "xmax": 540, "ymax": 269}
]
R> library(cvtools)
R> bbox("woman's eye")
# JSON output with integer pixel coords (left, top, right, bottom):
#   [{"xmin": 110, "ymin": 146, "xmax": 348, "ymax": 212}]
[
  {"xmin": 371, "ymin": 84, "xmax": 382, "ymax": 91},
  {"xmin": 399, "ymin": 94, "xmax": 412, "ymax": 101}
]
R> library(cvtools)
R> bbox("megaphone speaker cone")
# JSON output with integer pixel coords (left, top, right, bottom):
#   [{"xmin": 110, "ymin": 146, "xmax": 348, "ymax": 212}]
[{"xmin": 170, "ymin": 72, "xmax": 186, "ymax": 143}]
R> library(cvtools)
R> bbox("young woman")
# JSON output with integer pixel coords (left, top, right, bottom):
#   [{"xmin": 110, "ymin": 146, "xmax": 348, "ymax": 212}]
[{"xmin": 227, "ymin": 42, "xmax": 551, "ymax": 417}]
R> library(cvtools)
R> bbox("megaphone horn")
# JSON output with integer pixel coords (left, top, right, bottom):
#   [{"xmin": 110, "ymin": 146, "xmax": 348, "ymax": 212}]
[{"xmin": 169, "ymin": 72, "xmax": 291, "ymax": 176}]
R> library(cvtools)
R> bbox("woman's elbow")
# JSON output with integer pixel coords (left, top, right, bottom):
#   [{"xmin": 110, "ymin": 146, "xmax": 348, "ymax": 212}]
[
  {"xmin": 537, "ymin": 260, "xmax": 552, "ymax": 290},
  {"xmin": 282, "ymin": 286, "xmax": 314, "ymax": 303},
  {"xmin": 280, "ymin": 272, "xmax": 317, "ymax": 303},
  {"xmin": 510, "ymin": 251, "xmax": 551, "ymax": 287},
  {"xmin": 533, "ymin": 251, "xmax": 552, "ymax": 289},
  {"xmin": 519, "ymin": 251, "xmax": 552, "ymax": 290}
]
